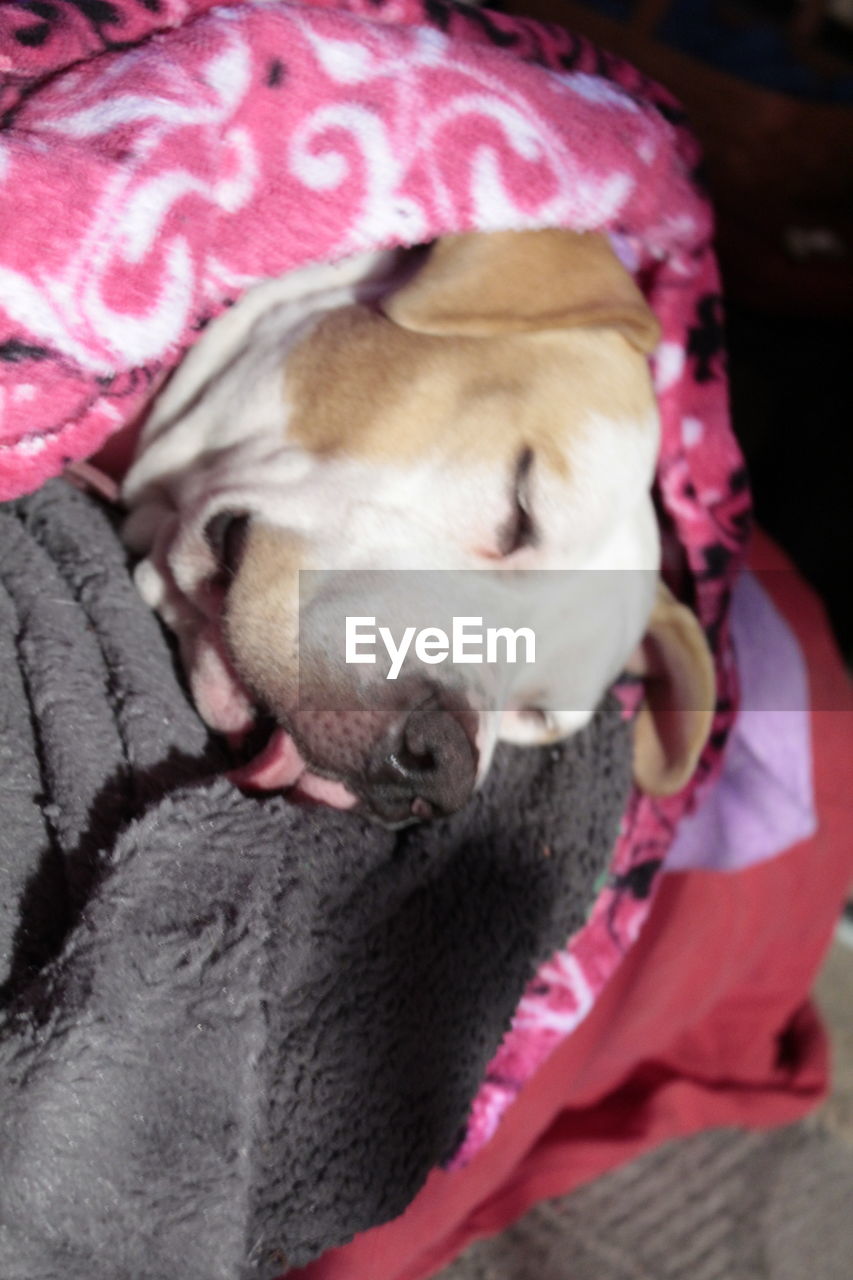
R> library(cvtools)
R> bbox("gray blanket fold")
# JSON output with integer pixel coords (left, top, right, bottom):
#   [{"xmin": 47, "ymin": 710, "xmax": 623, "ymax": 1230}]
[{"xmin": 0, "ymin": 480, "xmax": 631, "ymax": 1280}]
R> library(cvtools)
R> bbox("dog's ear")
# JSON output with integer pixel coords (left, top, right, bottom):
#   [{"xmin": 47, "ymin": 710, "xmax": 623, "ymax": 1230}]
[
  {"xmin": 629, "ymin": 583, "xmax": 715, "ymax": 796},
  {"xmin": 383, "ymin": 229, "xmax": 660, "ymax": 353}
]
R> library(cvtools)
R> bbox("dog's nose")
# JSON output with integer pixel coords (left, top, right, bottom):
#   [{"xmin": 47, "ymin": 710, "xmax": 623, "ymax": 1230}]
[{"xmin": 366, "ymin": 704, "xmax": 478, "ymax": 824}]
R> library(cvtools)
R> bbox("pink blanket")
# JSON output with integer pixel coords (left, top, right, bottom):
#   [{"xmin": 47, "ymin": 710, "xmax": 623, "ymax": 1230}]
[{"xmin": 0, "ymin": 0, "xmax": 750, "ymax": 1162}]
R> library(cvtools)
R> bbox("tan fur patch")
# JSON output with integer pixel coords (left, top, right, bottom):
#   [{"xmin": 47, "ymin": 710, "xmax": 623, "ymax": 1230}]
[
  {"xmin": 384, "ymin": 230, "xmax": 660, "ymax": 352},
  {"xmin": 223, "ymin": 523, "xmax": 305, "ymax": 701},
  {"xmin": 284, "ymin": 305, "xmax": 656, "ymax": 478},
  {"xmin": 630, "ymin": 584, "xmax": 715, "ymax": 795}
]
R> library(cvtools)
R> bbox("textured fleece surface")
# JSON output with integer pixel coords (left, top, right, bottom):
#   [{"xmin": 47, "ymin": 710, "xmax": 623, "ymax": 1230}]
[{"xmin": 0, "ymin": 478, "xmax": 631, "ymax": 1280}]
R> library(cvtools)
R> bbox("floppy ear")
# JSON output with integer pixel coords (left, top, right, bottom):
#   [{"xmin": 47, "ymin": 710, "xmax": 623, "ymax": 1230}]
[
  {"xmin": 383, "ymin": 229, "xmax": 660, "ymax": 353},
  {"xmin": 629, "ymin": 584, "xmax": 716, "ymax": 796}
]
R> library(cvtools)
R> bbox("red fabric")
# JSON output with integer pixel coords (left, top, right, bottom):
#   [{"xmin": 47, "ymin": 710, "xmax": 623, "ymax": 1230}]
[{"xmin": 286, "ymin": 531, "xmax": 853, "ymax": 1280}]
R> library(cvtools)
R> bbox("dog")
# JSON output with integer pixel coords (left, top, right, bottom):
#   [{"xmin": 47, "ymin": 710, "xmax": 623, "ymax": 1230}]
[{"xmin": 122, "ymin": 229, "xmax": 714, "ymax": 827}]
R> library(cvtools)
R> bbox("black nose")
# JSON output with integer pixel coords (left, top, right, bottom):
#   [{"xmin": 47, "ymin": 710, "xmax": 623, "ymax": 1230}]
[{"xmin": 365, "ymin": 705, "xmax": 478, "ymax": 825}]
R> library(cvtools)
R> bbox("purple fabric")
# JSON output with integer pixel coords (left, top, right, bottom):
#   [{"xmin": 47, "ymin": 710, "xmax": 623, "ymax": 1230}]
[{"xmin": 665, "ymin": 571, "xmax": 816, "ymax": 874}]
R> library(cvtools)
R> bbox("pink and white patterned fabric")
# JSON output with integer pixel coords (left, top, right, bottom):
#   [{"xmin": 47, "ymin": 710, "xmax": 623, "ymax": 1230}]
[{"xmin": 0, "ymin": 0, "xmax": 751, "ymax": 1163}]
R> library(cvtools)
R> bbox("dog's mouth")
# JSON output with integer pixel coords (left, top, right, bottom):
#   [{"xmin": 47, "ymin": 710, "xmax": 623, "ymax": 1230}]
[
  {"xmin": 227, "ymin": 696, "xmax": 480, "ymax": 828},
  {"xmin": 205, "ymin": 618, "xmax": 479, "ymax": 825},
  {"xmin": 229, "ymin": 725, "xmax": 360, "ymax": 812},
  {"xmin": 188, "ymin": 606, "xmax": 363, "ymax": 813}
]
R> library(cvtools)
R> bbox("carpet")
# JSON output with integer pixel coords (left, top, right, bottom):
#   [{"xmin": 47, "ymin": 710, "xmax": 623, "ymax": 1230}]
[{"xmin": 438, "ymin": 1122, "xmax": 853, "ymax": 1280}]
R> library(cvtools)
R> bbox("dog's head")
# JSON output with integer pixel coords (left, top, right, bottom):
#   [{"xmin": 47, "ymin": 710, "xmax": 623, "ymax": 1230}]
[{"xmin": 124, "ymin": 230, "xmax": 713, "ymax": 825}]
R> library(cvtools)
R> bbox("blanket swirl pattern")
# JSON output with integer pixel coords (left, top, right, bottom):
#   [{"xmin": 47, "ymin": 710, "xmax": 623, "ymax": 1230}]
[{"xmin": 0, "ymin": 0, "xmax": 752, "ymax": 1261}]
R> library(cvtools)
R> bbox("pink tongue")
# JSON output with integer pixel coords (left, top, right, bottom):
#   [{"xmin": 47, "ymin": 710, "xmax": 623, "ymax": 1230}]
[
  {"xmin": 294, "ymin": 772, "xmax": 359, "ymax": 809},
  {"xmin": 230, "ymin": 728, "xmax": 305, "ymax": 789},
  {"xmin": 228, "ymin": 727, "xmax": 358, "ymax": 811}
]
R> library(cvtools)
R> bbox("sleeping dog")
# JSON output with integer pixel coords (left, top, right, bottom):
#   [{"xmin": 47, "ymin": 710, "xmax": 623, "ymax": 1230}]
[{"xmin": 122, "ymin": 229, "xmax": 714, "ymax": 826}]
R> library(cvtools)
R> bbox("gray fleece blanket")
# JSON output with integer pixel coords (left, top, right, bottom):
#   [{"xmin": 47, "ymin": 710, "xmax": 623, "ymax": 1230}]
[{"xmin": 0, "ymin": 479, "xmax": 631, "ymax": 1280}]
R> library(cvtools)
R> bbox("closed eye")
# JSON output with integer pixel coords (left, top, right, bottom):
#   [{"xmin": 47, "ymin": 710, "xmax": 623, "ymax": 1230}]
[
  {"xmin": 497, "ymin": 446, "xmax": 537, "ymax": 557},
  {"xmin": 205, "ymin": 510, "xmax": 250, "ymax": 581}
]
